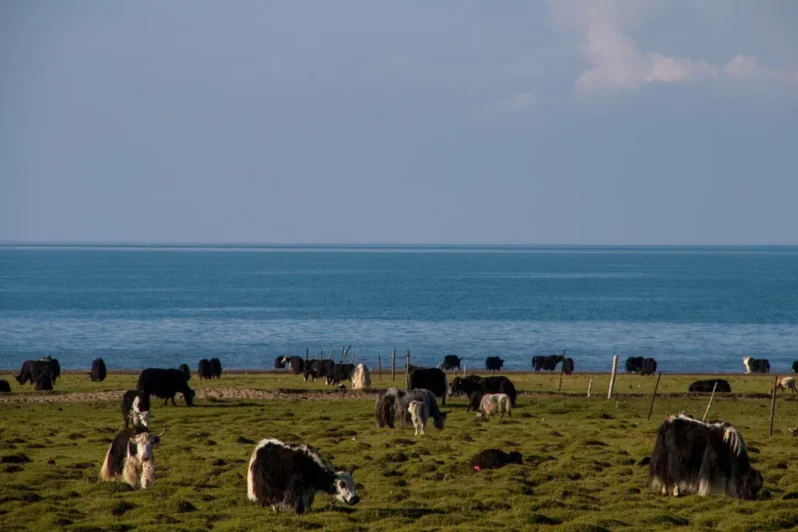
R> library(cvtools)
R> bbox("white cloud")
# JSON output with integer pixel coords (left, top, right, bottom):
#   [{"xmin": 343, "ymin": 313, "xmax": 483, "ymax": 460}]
[
  {"xmin": 493, "ymin": 92, "xmax": 535, "ymax": 114},
  {"xmin": 552, "ymin": 1, "xmax": 797, "ymax": 93}
]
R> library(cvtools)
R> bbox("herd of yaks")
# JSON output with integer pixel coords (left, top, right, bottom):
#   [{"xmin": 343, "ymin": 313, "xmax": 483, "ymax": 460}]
[{"xmin": 2, "ymin": 351, "xmax": 796, "ymax": 514}]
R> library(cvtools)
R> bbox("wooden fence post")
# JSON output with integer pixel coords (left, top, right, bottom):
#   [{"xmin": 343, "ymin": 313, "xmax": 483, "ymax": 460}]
[
  {"xmin": 587, "ymin": 378, "xmax": 594, "ymax": 398},
  {"xmin": 378, "ymin": 354, "xmax": 382, "ymax": 380},
  {"xmin": 647, "ymin": 372, "xmax": 662, "ymax": 420},
  {"xmin": 557, "ymin": 363, "xmax": 565, "ymax": 392},
  {"xmin": 769, "ymin": 376, "xmax": 778, "ymax": 436},
  {"xmin": 305, "ymin": 347, "xmax": 309, "ymax": 364},
  {"xmin": 702, "ymin": 382, "xmax": 718, "ymax": 422},
  {"xmin": 392, "ymin": 349, "xmax": 396, "ymax": 381},
  {"xmin": 607, "ymin": 355, "xmax": 619, "ymax": 399}
]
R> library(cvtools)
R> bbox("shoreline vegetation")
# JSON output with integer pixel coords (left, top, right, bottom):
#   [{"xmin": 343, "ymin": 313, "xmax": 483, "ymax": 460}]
[{"xmin": 1, "ymin": 372, "xmax": 797, "ymax": 531}]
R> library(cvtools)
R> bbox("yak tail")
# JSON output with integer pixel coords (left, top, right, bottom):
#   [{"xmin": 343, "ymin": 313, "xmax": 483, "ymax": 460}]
[{"xmin": 723, "ymin": 427, "xmax": 744, "ymax": 456}]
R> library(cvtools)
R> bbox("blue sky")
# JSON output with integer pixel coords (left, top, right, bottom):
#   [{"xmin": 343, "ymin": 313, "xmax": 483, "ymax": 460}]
[{"xmin": 1, "ymin": 1, "xmax": 797, "ymax": 245}]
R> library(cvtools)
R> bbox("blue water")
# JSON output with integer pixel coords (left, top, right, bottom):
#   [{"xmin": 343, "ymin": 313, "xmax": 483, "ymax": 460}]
[{"xmin": 1, "ymin": 245, "xmax": 797, "ymax": 372}]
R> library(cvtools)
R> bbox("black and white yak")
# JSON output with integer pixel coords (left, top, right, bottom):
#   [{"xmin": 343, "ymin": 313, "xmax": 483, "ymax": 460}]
[
  {"xmin": 198, "ymin": 359, "xmax": 213, "ymax": 379},
  {"xmin": 689, "ymin": 379, "xmax": 732, "ymax": 393},
  {"xmin": 625, "ymin": 356, "xmax": 658, "ymax": 375},
  {"xmin": 15, "ymin": 358, "xmax": 60, "ymax": 386},
  {"xmin": 532, "ymin": 354, "xmax": 564, "ymax": 372},
  {"xmin": 0, "ymin": 379, "xmax": 10, "ymax": 393},
  {"xmin": 121, "ymin": 390, "xmax": 151, "ymax": 428},
  {"xmin": 247, "ymin": 438, "xmax": 359, "ymax": 513},
  {"xmin": 327, "ymin": 363, "xmax": 356, "ymax": 386},
  {"xmin": 408, "ymin": 367, "xmax": 447, "ymax": 405},
  {"xmin": 449, "ymin": 375, "xmax": 517, "ymax": 407},
  {"xmin": 90, "ymin": 358, "xmax": 107, "ymax": 382},
  {"xmin": 743, "ymin": 357, "xmax": 770, "ymax": 374},
  {"xmin": 351, "ymin": 363, "xmax": 371, "ymax": 390},
  {"xmin": 282, "ymin": 356, "xmax": 305, "ymax": 375},
  {"xmin": 209, "ymin": 357, "xmax": 223, "ymax": 378},
  {"xmin": 178, "ymin": 363, "xmax": 191, "ymax": 381},
  {"xmin": 304, "ymin": 359, "xmax": 335, "ymax": 383},
  {"xmin": 469, "ymin": 449, "xmax": 523, "ymax": 472},
  {"xmin": 439, "ymin": 355, "xmax": 462, "ymax": 371},
  {"xmin": 649, "ymin": 414, "xmax": 763, "ymax": 499},
  {"xmin": 136, "ymin": 368, "xmax": 195, "ymax": 407},
  {"xmin": 485, "ymin": 356, "xmax": 504, "ymax": 372},
  {"xmin": 375, "ymin": 388, "xmax": 448, "ymax": 430},
  {"xmin": 274, "ymin": 356, "xmax": 287, "ymax": 369},
  {"xmin": 100, "ymin": 426, "xmax": 166, "ymax": 489}
]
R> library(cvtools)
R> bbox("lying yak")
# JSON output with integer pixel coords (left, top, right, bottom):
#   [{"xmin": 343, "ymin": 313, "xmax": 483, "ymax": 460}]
[
  {"xmin": 469, "ymin": 449, "xmax": 523, "ymax": 471},
  {"xmin": 0, "ymin": 380, "xmax": 10, "ymax": 393},
  {"xmin": 449, "ymin": 375, "xmax": 517, "ymax": 407},
  {"xmin": 100, "ymin": 425, "xmax": 166, "ymax": 489},
  {"xmin": 689, "ymin": 379, "xmax": 732, "ymax": 393},
  {"xmin": 649, "ymin": 414, "xmax": 762, "ymax": 499},
  {"xmin": 247, "ymin": 438, "xmax": 359, "ymax": 513},
  {"xmin": 375, "ymin": 388, "xmax": 448, "ymax": 431}
]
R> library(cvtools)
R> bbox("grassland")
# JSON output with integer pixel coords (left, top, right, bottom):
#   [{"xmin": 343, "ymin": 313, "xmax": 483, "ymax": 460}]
[{"xmin": 1, "ymin": 371, "xmax": 797, "ymax": 531}]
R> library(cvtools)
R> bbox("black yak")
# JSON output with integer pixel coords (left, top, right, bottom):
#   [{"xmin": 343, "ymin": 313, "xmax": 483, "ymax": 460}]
[
  {"xmin": 209, "ymin": 358, "xmax": 223, "ymax": 378},
  {"xmin": 0, "ymin": 379, "xmax": 10, "ymax": 393},
  {"xmin": 375, "ymin": 388, "xmax": 448, "ymax": 430},
  {"xmin": 625, "ymin": 356, "xmax": 658, "ymax": 375},
  {"xmin": 485, "ymin": 356, "xmax": 504, "ymax": 372},
  {"xmin": 136, "ymin": 368, "xmax": 195, "ymax": 407},
  {"xmin": 178, "ymin": 363, "xmax": 191, "ymax": 381},
  {"xmin": 247, "ymin": 438, "xmax": 359, "ymax": 513},
  {"xmin": 304, "ymin": 359, "xmax": 335, "ymax": 383},
  {"xmin": 743, "ymin": 357, "xmax": 770, "ymax": 373},
  {"xmin": 408, "ymin": 367, "xmax": 447, "ymax": 405},
  {"xmin": 15, "ymin": 358, "xmax": 60, "ymax": 386},
  {"xmin": 469, "ymin": 449, "xmax": 523, "ymax": 471},
  {"xmin": 327, "ymin": 363, "xmax": 356, "ymax": 386},
  {"xmin": 532, "ymin": 354, "xmax": 563, "ymax": 372},
  {"xmin": 689, "ymin": 379, "xmax": 732, "ymax": 393},
  {"xmin": 90, "ymin": 358, "xmax": 107, "ymax": 382},
  {"xmin": 649, "ymin": 414, "xmax": 762, "ymax": 499},
  {"xmin": 449, "ymin": 375, "xmax": 517, "ymax": 407},
  {"xmin": 198, "ymin": 359, "xmax": 213, "ymax": 379},
  {"xmin": 440, "ymin": 355, "xmax": 462, "ymax": 371}
]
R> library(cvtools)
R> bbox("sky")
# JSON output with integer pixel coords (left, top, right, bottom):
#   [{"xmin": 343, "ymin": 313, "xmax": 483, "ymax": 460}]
[{"xmin": 1, "ymin": 1, "xmax": 797, "ymax": 245}]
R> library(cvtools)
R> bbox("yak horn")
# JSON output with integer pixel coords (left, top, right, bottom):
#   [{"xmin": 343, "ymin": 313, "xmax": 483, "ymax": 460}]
[{"xmin": 157, "ymin": 426, "xmax": 167, "ymax": 438}]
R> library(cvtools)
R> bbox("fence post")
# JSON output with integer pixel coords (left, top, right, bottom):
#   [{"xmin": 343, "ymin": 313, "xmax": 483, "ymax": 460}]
[
  {"xmin": 769, "ymin": 376, "xmax": 778, "ymax": 436},
  {"xmin": 378, "ymin": 354, "xmax": 382, "ymax": 380},
  {"xmin": 557, "ymin": 363, "xmax": 565, "ymax": 392},
  {"xmin": 607, "ymin": 355, "xmax": 619, "ymax": 399},
  {"xmin": 587, "ymin": 378, "xmax": 594, "ymax": 398},
  {"xmin": 647, "ymin": 372, "xmax": 662, "ymax": 421},
  {"xmin": 702, "ymin": 381, "xmax": 718, "ymax": 422},
  {"xmin": 305, "ymin": 347, "xmax": 309, "ymax": 364},
  {"xmin": 392, "ymin": 349, "xmax": 396, "ymax": 381}
]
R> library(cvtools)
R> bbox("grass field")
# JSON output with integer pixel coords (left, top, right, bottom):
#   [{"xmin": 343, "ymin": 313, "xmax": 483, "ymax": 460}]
[{"xmin": 1, "ymin": 371, "xmax": 797, "ymax": 531}]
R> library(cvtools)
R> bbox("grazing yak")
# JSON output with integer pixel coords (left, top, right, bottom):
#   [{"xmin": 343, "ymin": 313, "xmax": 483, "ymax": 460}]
[
  {"xmin": 136, "ymin": 368, "xmax": 195, "ymax": 407},
  {"xmin": 689, "ymin": 379, "xmax": 732, "ymax": 393},
  {"xmin": 562, "ymin": 357, "xmax": 575, "ymax": 375},
  {"xmin": 90, "ymin": 358, "xmax": 107, "ymax": 382},
  {"xmin": 476, "ymin": 393, "xmax": 512, "ymax": 420},
  {"xmin": 743, "ymin": 357, "xmax": 770, "ymax": 374},
  {"xmin": 485, "ymin": 356, "xmax": 504, "ymax": 372},
  {"xmin": 375, "ymin": 388, "xmax": 448, "ymax": 430},
  {"xmin": 198, "ymin": 359, "xmax": 213, "ymax": 379},
  {"xmin": 100, "ymin": 426, "xmax": 166, "ymax": 489},
  {"xmin": 776, "ymin": 377, "xmax": 796, "ymax": 393},
  {"xmin": 408, "ymin": 367, "xmax": 447, "ymax": 405},
  {"xmin": 282, "ymin": 356, "xmax": 305, "ymax": 375},
  {"xmin": 15, "ymin": 358, "xmax": 60, "ymax": 386},
  {"xmin": 469, "ymin": 449, "xmax": 523, "ymax": 472},
  {"xmin": 407, "ymin": 400, "xmax": 428, "ymax": 436},
  {"xmin": 625, "ymin": 356, "xmax": 658, "ymax": 376},
  {"xmin": 351, "ymin": 363, "xmax": 371, "ymax": 390},
  {"xmin": 178, "ymin": 363, "xmax": 191, "ymax": 381},
  {"xmin": 327, "ymin": 363, "xmax": 356, "ymax": 386},
  {"xmin": 449, "ymin": 375, "xmax": 517, "ymax": 407},
  {"xmin": 649, "ymin": 414, "xmax": 762, "ymax": 499},
  {"xmin": 304, "ymin": 360, "xmax": 335, "ymax": 383},
  {"xmin": 440, "ymin": 355, "xmax": 462, "ymax": 371},
  {"xmin": 532, "ymin": 354, "xmax": 564, "ymax": 372},
  {"xmin": 0, "ymin": 379, "xmax": 10, "ymax": 393},
  {"xmin": 209, "ymin": 358, "xmax": 223, "ymax": 378},
  {"xmin": 247, "ymin": 438, "xmax": 359, "ymax": 513},
  {"xmin": 121, "ymin": 390, "xmax": 151, "ymax": 428}
]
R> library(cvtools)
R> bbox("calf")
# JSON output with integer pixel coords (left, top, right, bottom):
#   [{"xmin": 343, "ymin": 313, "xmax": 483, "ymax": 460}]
[
  {"xmin": 469, "ymin": 449, "xmax": 523, "ymax": 472},
  {"xmin": 247, "ymin": 438, "xmax": 359, "ymax": 514},
  {"xmin": 485, "ymin": 356, "xmax": 504, "ymax": 372},
  {"xmin": 121, "ymin": 390, "xmax": 151, "ymax": 428},
  {"xmin": 689, "ymin": 379, "xmax": 732, "ymax": 393},
  {"xmin": 776, "ymin": 377, "xmax": 796, "ymax": 393},
  {"xmin": 625, "ymin": 356, "xmax": 658, "ymax": 375},
  {"xmin": 375, "ymin": 388, "xmax": 448, "ymax": 430},
  {"xmin": 407, "ymin": 400, "xmax": 428, "ymax": 436},
  {"xmin": 476, "ymin": 393, "xmax": 512, "ymax": 420},
  {"xmin": 198, "ymin": 359, "xmax": 213, "ymax": 379},
  {"xmin": 649, "ymin": 414, "xmax": 762, "ymax": 499},
  {"xmin": 440, "ymin": 355, "xmax": 462, "ymax": 371},
  {"xmin": 351, "ymin": 363, "xmax": 371, "ymax": 390},
  {"xmin": 136, "ymin": 368, "xmax": 195, "ymax": 407},
  {"xmin": 532, "ymin": 354, "xmax": 563, "ymax": 372},
  {"xmin": 743, "ymin": 357, "xmax": 770, "ymax": 374},
  {"xmin": 408, "ymin": 367, "xmax": 447, "ymax": 405},
  {"xmin": 0, "ymin": 379, "xmax": 10, "ymax": 393},
  {"xmin": 327, "ymin": 363, "xmax": 356, "ymax": 386},
  {"xmin": 90, "ymin": 358, "xmax": 107, "ymax": 382},
  {"xmin": 304, "ymin": 360, "xmax": 335, "ymax": 383},
  {"xmin": 449, "ymin": 375, "xmax": 517, "ymax": 407},
  {"xmin": 100, "ymin": 426, "xmax": 166, "ymax": 489},
  {"xmin": 178, "ymin": 363, "xmax": 191, "ymax": 381},
  {"xmin": 15, "ymin": 359, "xmax": 60, "ymax": 386},
  {"xmin": 209, "ymin": 358, "xmax": 223, "ymax": 378}
]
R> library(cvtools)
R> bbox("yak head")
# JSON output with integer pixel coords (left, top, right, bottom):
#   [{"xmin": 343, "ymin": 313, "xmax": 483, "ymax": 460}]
[
  {"xmin": 128, "ymin": 427, "xmax": 166, "ymax": 463},
  {"xmin": 183, "ymin": 389, "xmax": 196, "ymax": 407},
  {"xmin": 738, "ymin": 469, "xmax": 763, "ymax": 500},
  {"xmin": 332, "ymin": 466, "xmax": 360, "ymax": 505},
  {"xmin": 433, "ymin": 411, "xmax": 450, "ymax": 430}
]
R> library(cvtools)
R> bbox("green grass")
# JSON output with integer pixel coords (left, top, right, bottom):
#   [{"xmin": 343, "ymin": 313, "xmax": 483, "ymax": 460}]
[{"xmin": 1, "ymin": 372, "xmax": 797, "ymax": 531}]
